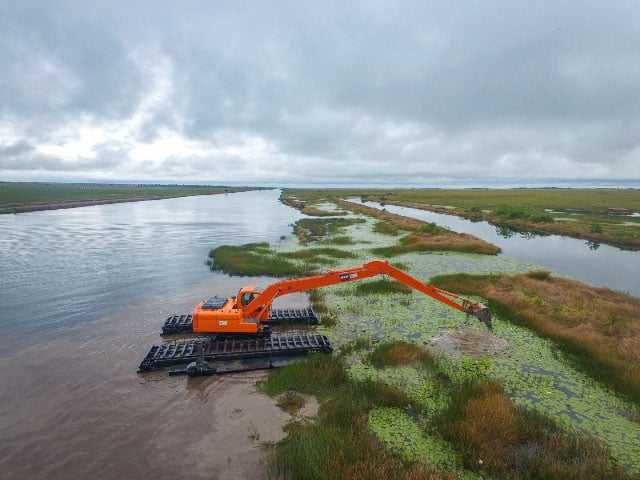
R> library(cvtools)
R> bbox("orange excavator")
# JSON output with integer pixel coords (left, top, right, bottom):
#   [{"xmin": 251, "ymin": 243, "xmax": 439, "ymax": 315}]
[
  {"xmin": 193, "ymin": 259, "xmax": 490, "ymax": 334},
  {"xmin": 138, "ymin": 260, "xmax": 490, "ymax": 375}
]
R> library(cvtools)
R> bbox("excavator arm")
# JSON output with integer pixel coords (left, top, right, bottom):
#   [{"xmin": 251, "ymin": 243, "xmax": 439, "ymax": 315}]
[{"xmin": 244, "ymin": 260, "xmax": 492, "ymax": 328}]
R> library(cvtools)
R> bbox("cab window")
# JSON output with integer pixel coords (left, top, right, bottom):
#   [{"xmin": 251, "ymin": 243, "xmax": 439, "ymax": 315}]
[{"xmin": 241, "ymin": 292, "xmax": 255, "ymax": 306}]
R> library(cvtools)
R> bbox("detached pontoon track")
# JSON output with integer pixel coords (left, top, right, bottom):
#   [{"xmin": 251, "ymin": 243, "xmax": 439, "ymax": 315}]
[
  {"xmin": 161, "ymin": 308, "xmax": 319, "ymax": 335},
  {"xmin": 138, "ymin": 332, "xmax": 332, "ymax": 372}
]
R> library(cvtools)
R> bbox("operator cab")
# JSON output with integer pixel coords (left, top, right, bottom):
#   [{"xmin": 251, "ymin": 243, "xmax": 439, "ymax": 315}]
[{"xmin": 236, "ymin": 286, "xmax": 259, "ymax": 308}]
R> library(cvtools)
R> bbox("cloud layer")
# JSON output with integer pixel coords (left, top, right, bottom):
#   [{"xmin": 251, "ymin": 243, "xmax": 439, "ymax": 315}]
[{"xmin": 1, "ymin": 1, "xmax": 639, "ymax": 183}]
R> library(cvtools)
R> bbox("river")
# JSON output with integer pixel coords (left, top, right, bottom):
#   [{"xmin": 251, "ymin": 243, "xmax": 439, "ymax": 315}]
[
  {"xmin": 2, "ymin": 189, "xmax": 639, "ymax": 480},
  {"xmin": 0, "ymin": 189, "xmax": 304, "ymax": 480},
  {"xmin": 349, "ymin": 199, "xmax": 640, "ymax": 296}
]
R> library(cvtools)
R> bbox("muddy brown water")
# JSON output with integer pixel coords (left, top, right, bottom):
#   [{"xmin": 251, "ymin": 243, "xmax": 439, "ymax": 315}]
[{"xmin": 0, "ymin": 190, "xmax": 307, "ymax": 480}]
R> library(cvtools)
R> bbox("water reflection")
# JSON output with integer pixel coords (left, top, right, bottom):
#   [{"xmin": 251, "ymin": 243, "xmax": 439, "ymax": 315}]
[
  {"xmin": 0, "ymin": 189, "xmax": 302, "ymax": 340},
  {"xmin": 351, "ymin": 199, "xmax": 640, "ymax": 296}
]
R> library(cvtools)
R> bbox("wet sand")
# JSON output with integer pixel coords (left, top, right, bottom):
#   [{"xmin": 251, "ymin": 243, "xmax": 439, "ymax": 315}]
[{"xmin": 0, "ymin": 279, "xmax": 308, "ymax": 480}]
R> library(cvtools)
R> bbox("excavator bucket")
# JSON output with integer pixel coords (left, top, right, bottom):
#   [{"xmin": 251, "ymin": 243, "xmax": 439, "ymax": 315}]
[{"xmin": 473, "ymin": 305, "xmax": 492, "ymax": 330}]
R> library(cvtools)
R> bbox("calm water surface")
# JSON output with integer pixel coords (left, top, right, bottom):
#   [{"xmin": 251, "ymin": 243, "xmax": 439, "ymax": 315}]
[
  {"xmin": 350, "ymin": 199, "xmax": 640, "ymax": 296},
  {"xmin": 0, "ymin": 189, "xmax": 303, "ymax": 480},
  {"xmin": 0, "ymin": 190, "xmax": 301, "ymax": 340},
  {"xmin": 2, "ymin": 190, "xmax": 639, "ymax": 480}
]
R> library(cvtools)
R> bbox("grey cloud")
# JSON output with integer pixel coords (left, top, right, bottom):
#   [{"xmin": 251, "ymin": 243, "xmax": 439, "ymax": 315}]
[
  {"xmin": 0, "ymin": 140, "xmax": 35, "ymax": 157},
  {"xmin": 1, "ymin": 0, "xmax": 639, "ymax": 182}
]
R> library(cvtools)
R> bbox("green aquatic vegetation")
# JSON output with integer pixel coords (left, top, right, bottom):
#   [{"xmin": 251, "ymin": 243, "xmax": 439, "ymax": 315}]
[
  {"xmin": 318, "ymin": 250, "xmax": 640, "ymax": 471},
  {"xmin": 276, "ymin": 247, "xmax": 356, "ymax": 266},
  {"xmin": 301, "ymin": 205, "xmax": 347, "ymax": 216},
  {"xmin": 280, "ymin": 247, "xmax": 356, "ymax": 261},
  {"xmin": 208, "ymin": 242, "xmax": 361, "ymax": 277},
  {"xmin": 321, "ymin": 235, "xmax": 356, "ymax": 245},
  {"xmin": 374, "ymin": 220, "xmax": 403, "ymax": 235},
  {"xmin": 435, "ymin": 380, "xmax": 633, "ymax": 480},
  {"xmin": 369, "ymin": 407, "xmax": 460, "ymax": 470},
  {"xmin": 263, "ymin": 351, "xmax": 452, "ymax": 479},
  {"xmin": 208, "ymin": 242, "xmax": 313, "ymax": 276},
  {"xmin": 435, "ymin": 356, "xmax": 492, "ymax": 385},
  {"xmin": 489, "ymin": 320, "xmax": 640, "ymax": 472},
  {"xmin": 495, "ymin": 205, "xmax": 554, "ymax": 223},
  {"xmin": 261, "ymin": 354, "xmax": 347, "ymax": 399},
  {"xmin": 430, "ymin": 272, "xmax": 640, "ymax": 403},
  {"xmin": 348, "ymin": 363, "xmax": 450, "ymax": 420},
  {"xmin": 354, "ymin": 279, "xmax": 413, "ymax": 296},
  {"xmin": 294, "ymin": 217, "xmax": 366, "ymax": 242},
  {"xmin": 338, "ymin": 336, "xmax": 373, "ymax": 356},
  {"xmin": 222, "ymin": 203, "xmax": 640, "ymax": 475}
]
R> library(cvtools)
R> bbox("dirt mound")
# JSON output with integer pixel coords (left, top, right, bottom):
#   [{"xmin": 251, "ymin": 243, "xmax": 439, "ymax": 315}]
[{"xmin": 427, "ymin": 327, "xmax": 510, "ymax": 357}]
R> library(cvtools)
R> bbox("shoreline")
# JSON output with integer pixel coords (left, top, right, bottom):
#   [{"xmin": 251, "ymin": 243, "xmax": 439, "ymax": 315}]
[
  {"xmin": 0, "ymin": 190, "xmax": 259, "ymax": 215},
  {"xmin": 384, "ymin": 199, "xmax": 640, "ymax": 251}
]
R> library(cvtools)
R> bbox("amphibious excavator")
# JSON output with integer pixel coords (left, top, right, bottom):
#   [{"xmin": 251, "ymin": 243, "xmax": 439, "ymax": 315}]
[{"xmin": 138, "ymin": 260, "xmax": 491, "ymax": 376}]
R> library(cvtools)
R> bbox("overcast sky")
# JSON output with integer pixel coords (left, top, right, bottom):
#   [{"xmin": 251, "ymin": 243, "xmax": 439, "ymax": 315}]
[{"xmin": 1, "ymin": 1, "xmax": 639, "ymax": 184}]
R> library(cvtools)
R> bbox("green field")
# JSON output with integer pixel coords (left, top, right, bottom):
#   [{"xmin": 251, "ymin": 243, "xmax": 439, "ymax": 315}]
[
  {"xmin": 284, "ymin": 188, "xmax": 640, "ymax": 249},
  {"xmin": 0, "ymin": 182, "xmax": 259, "ymax": 213},
  {"xmin": 208, "ymin": 203, "xmax": 640, "ymax": 478}
]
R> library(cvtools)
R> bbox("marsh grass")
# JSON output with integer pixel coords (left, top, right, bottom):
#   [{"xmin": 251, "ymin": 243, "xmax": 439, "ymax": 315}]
[
  {"xmin": 495, "ymin": 205, "xmax": 554, "ymax": 223},
  {"xmin": 431, "ymin": 272, "xmax": 640, "ymax": 403},
  {"xmin": 374, "ymin": 220, "xmax": 402, "ymax": 235},
  {"xmin": 283, "ymin": 188, "xmax": 640, "ymax": 249},
  {"xmin": 354, "ymin": 278, "xmax": 412, "ymax": 296},
  {"xmin": 276, "ymin": 391, "xmax": 306, "ymax": 415},
  {"xmin": 372, "ymin": 233, "xmax": 501, "ymax": 256},
  {"xmin": 261, "ymin": 354, "xmax": 347, "ymax": 398},
  {"xmin": 0, "ymin": 182, "xmax": 256, "ymax": 212},
  {"xmin": 301, "ymin": 205, "xmax": 347, "ymax": 217},
  {"xmin": 437, "ymin": 381, "xmax": 633, "ymax": 480},
  {"xmin": 337, "ymin": 198, "xmax": 441, "ymax": 233},
  {"xmin": 208, "ymin": 243, "xmax": 314, "ymax": 276},
  {"xmin": 264, "ymin": 355, "xmax": 451, "ymax": 480},
  {"xmin": 368, "ymin": 341, "xmax": 434, "ymax": 368},
  {"xmin": 279, "ymin": 191, "xmax": 347, "ymax": 217},
  {"xmin": 294, "ymin": 217, "xmax": 366, "ymax": 243},
  {"xmin": 208, "ymin": 243, "xmax": 358, "ymax": 277},
  {"xmin": 308, "ymin": 289, "xmax": 339, "ymax": 326},
  {"xmin": 309, "ymin": 289, "xmax": 328, "ymax": 314},
  {"xmin": 265, "ymin": 343, "xmax": 632, "ymax": 479},
  {"xmin": 339, "ymin": 336, "xmax": 373, "ymax": 356},
  {"xmin": 525, "ymin": 269, "xmax": 552, "ymax": 280},
  {"xmin": 280, "ymin": 247, "xmax": 356, "ymax": 261},
  {"xmin": 326, "ymin": 188, "xmax": 640, "ymax": 249},
  {"xmin": 321, "ymin": 235, "xmax": 356, "ymax": 245}
]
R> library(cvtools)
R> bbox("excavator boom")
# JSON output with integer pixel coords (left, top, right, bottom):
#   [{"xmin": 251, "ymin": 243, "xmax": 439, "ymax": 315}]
[
  {"xmin": 244, "ymin": 259, "xmax": 491, "ymax": 328},
  {"xmin": 141, "ymin": 259, "xmax": 491, "ymax": 375}
]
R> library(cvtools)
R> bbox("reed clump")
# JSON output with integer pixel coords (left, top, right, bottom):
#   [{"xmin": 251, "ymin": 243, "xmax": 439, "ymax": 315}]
[
  {"xmin": 372, "ymin": 232, "xmax": 501, "ymax": 256},
  {"xmin": 301, "ymin": 205, "xmax": 347, "ymax": 217},
  {"xmin": 294, "ymin": 217, "xmax": 365, "ymax": 243},
  {"xmin": 368, "ymin": 341, "xmax": 434, "ymax": 368},
  {"xmin": 374, "ymin": 220, "xmax": 402, "ymax": 235},
  {"xmin": 437, "ymin": 381, "xmax": 632, "ymax": 479},
  {"xmin": 264, "ymin": 343, "xmax": 632, "ymax": 479},
  {"xmin": 264, "ymin": 354, "xmax": 451, "ymax": 480},
  {"xmin": 431, "ymin": 272, "xmax": 640, "ymax": 403}
]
